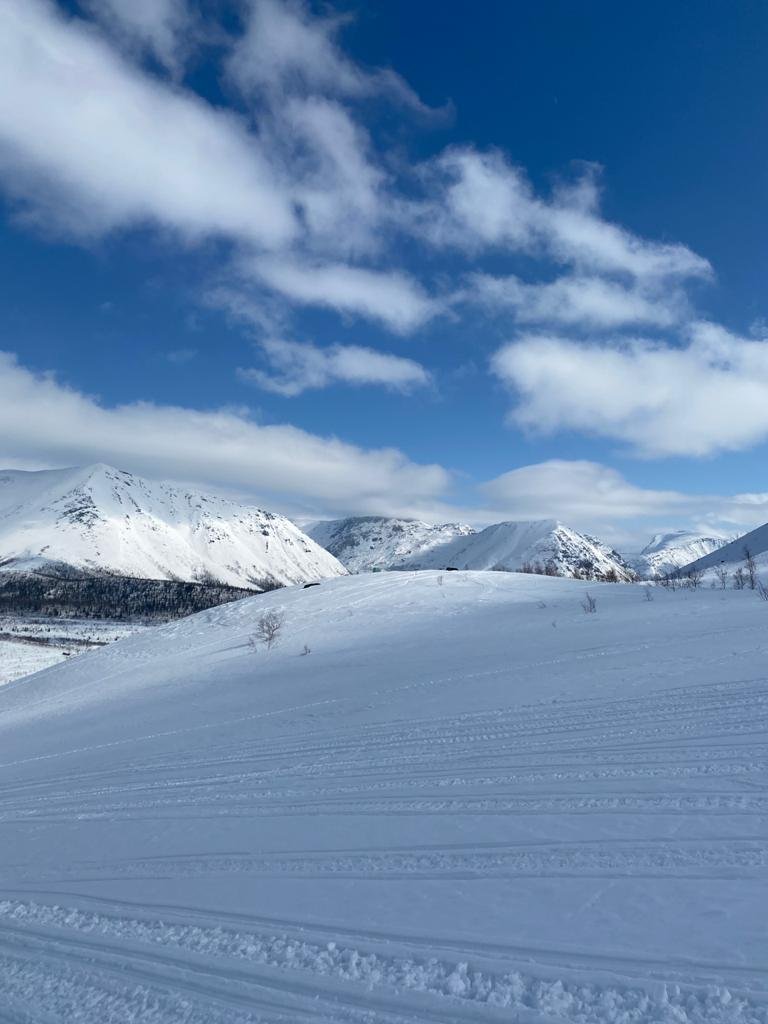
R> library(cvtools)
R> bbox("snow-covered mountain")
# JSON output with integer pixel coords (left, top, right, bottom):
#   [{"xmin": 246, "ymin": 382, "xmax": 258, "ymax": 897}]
[
  {"xmin": 306, "ymin": 516, "xmax": 474, "ymax": 573},
  {"xmin": 0, "ymin": 464, "xmax": 345, "ymax": 590},
  {"xmin": 628, "ymin": 531, "xmax": 727, "ymax": 579},
  {"xmin": 677, "ymin": 520, "xmax": 768, "ymax": 576},
  {"xmin": 400, "ymin": 519, "xmax": 635, "ymax": 581}
]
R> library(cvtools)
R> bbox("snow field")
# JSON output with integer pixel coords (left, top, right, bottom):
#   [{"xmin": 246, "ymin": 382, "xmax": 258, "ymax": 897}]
[{"xmin": 1, "ymin": 571, "xmax": 768, "ymax": 1022}]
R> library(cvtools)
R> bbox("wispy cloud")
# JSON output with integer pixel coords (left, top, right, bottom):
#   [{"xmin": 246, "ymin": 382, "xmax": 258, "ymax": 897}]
[
  {"xmin": 238, "ymin": 338, "xmax": 430, "ymax": 396},
  {"xmin": 468, "ymin": 273, "xmax": 686, "ymax": 329},
  {"xmin": 83, "ymin": 0, "xmax": 193, "ymax": 72},
  {"xmin": 227, "ymin": 0, "xmax": 434, "ymax": 113},
  {"xmin": 417, "ymin": 150, "xmax": 711, "ymax": 282},
  {"xmin": 245, "ymin": 257, "xmax": 438, "ymax": 333}
]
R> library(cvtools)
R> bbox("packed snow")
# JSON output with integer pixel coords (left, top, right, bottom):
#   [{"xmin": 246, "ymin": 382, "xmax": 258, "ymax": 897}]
[
  {"xmin": 0, "ymin": 464, "xmax": 345, "ymax": 590},
  {"xmin": 2, "ymin": 570, "xmax": 768, "ymax": 1022}
]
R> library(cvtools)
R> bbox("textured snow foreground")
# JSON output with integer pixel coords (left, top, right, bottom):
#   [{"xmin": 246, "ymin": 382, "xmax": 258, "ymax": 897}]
[{"xmin": 1, "ymin": 573, "xmax": 768, "ymax": 1023}]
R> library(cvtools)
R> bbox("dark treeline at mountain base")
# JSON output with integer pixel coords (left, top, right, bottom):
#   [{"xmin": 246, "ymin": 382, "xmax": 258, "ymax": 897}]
[{"xmin": 0, "ymin": 569, "xmax": 276, "ymax": 621}]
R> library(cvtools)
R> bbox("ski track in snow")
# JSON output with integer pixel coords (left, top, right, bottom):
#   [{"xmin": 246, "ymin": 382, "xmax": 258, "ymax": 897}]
[{"xmin": 2, "ymin": 572, "xmax": 768, "ymax": 1021}]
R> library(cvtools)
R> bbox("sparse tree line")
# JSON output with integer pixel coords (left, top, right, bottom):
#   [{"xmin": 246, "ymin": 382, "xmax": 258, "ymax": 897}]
[
  {"xmin": 0, "ymin": 570, "xmax": 279, "ymax": 622},
  {"xmin": 517, "ymin": 559, "xmax": 624, "ymax": 582},
  {"xmin": 662, "ymin": 546, "xmax": 765, "ymax": 594}
]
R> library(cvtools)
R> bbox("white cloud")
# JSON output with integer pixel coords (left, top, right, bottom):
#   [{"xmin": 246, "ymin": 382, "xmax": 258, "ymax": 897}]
[
  {"xmin": 0, "ymin": 352, "xmax": 449, "ymax": 516},
  {"xmin": 84, "ymin": 0, "xmax": 191, "ymax": 72},
  {"xmin": 278, "ymin": 96, "xmax": 385, "ymax": 255},
  {"xmin": 0, "ymin": 0, "xmax": 714, "ymax": 352},
  {"xmin": 0, "ymin": 0, "xmax": 296, "ymax": 244},
  {"xmin": 247, "ymin": 257, "xmax": 438, "ymax": 333},
  {"xmin": 481, "ymin": 459, "xmax": 768, "ymax": 545},
  {"xmin": 238, "ymin": 338, "xmax": 430, "ymax": 396},
  {"xmin": 227, "ymin": 0, "xmax": 429, "ymax": 112},
  {"xmin": 470, "ymin": 273, "xmax": 685, "ymax": 329},
  {"xmin": 421, "ymin": 149, "xmax": 711, "ymax": 282},
  {"xmin": 483, "ymin": 460, "xmax": 690, "ymax": 523},
  {"xmin": 491, "ymin": 322, "xmax": 768, "ymax": 457}
]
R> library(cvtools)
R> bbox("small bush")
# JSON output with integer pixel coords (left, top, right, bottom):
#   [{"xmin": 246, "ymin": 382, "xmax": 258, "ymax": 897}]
[
  {"xmin": 250, "ymin": 609, "xmax": 285, "ymax": 651},
  {"xmin": 581, "ymin": 592, "xmax": 597, "ymax": 614}
]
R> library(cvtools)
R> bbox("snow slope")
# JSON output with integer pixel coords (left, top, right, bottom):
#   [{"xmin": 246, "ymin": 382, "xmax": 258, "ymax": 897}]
[
  {"xmin": 306, "ymin": 515, "xmax": 474, "ymax": 572},
  {"xmin": 0, "ymin": 617, "xmax": 140, "ymax": 685},
  {"xmin": 678, "ymin": 520, "xmax": 768, "ymax": 576},
  {"xmin": 0, "ymin": 464, "xmax": 345, "ymax": 590},
  {"xmin": 401, "ymin": 518, "xmax": 634, "ymax": 580},
  {"xmin": 2, "ymin": 571, "xmax": 768, "ymax": 1022},
  {"xmin": 628, "ymin": 531, "xmax": 726, "ymax": 578}
]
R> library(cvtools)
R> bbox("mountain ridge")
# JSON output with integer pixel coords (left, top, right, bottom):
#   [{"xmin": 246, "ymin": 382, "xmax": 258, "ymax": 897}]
[
  {"xmin": 0, "ymin": 464, "xmax": 346, "ymax": 590},
  {"xmin": 309, "ymin": 515, "xmax": 634, "ymax": 581},
  {"xmin": 626, "ymin": 531, "xmax": 727, "ymax": 578},
  {"xmin": 676, "ymin": 521, "xmax": 768, "ymax": 577},
  {"xmin": 306, "ymin": 516, "xmax": 474, "ymax": 573}
]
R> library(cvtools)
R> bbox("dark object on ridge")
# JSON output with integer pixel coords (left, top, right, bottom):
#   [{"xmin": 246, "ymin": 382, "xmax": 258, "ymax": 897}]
[
  {"xmin": 446, "ymin": 566, "xmax": 459, "ymax": 572},
  {"xmin": 303, "ymin": 581, "xmax": 321, "ymax": 589}
]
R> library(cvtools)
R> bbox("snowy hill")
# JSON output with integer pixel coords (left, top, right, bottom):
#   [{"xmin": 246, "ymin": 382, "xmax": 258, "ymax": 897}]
[
  {"xmin": 306, "ymin": 515, "xmax": 474, "ymax": 572},
  {"xmin": 677, "ymin": 519, "xmax": 768, "ymax": 576},
  {"xmin": 0, "ymin": 464, "xmax": 345, "ymax": 590},
  {"xmin": 628, "ymin": 530, "xmax": 726, "ymax": 578},
  {"xmin": 401, "ymin": 518, "xmax": 635, "ymax": 580},
  {"xmin": 2, "ymin": 571, "xmax": 768, "ymax": 1021}
]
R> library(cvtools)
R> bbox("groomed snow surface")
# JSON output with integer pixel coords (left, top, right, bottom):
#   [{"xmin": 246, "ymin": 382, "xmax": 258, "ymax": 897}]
[{"xmin": 1, "ymin": 571, "xmax": 768, "ymax": 1023}]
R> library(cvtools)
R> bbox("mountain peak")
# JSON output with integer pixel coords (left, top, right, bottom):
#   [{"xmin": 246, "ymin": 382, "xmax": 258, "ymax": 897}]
[
  {"xmin": 309, "ymin": 515, "xmax": 632, "ymax": 581},
  {"xmin": 0, "ymin": 466, "xmax": 345, "ymax": 590}
]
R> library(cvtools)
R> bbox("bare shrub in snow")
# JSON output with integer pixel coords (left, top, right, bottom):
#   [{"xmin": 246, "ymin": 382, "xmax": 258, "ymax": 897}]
[
  {"xmin": 684, "ymin": 568, "xmax": 705, "ymax": 590},
  {"xmin": 250, "ymin": 609, "xmax": 285, "ymax": 651},
  {"xmin": 744, "ymin": 547, "xmax": 758, "ymax": 590},
  {"xmin": 581, "ymin": 592, "xmax": 597, "ymax": 614},
  {"xmin": 733, "ymin": 567, "xmax": 746, "ymax": 590},
  {"xmin": 643, "ymin": 586, "xmax": 654, "ymax": 602},
  {"xmin": 757, "ymin": 580, "xmax": 768, "ymax": 602},
  {"xmin": 714, "ymin": 567, "xmax": 729, "ymax": 590}
]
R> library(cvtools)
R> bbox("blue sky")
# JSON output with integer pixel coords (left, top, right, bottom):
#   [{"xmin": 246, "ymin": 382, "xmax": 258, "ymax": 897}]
[{"xmin": 2, "ymin": 0, "xmax": 768, "ymax": 546}]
